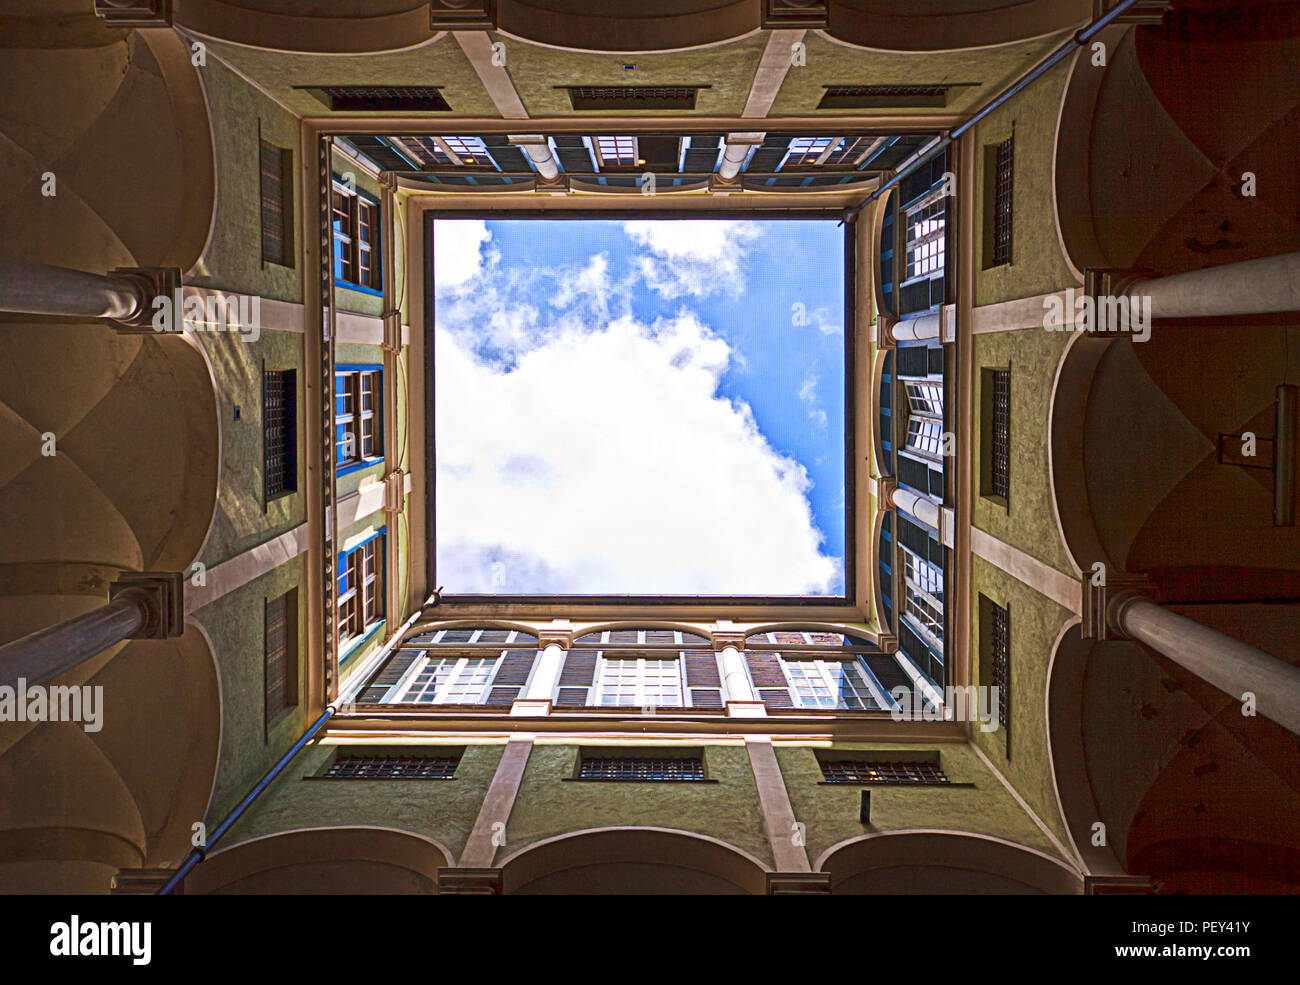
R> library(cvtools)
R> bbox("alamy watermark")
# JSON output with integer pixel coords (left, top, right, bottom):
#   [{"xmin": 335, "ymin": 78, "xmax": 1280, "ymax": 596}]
[
  {"xmin": 1043, "ymin": 288, "xmax": 1151, "ymax": 342},
  {"xmin": 889, "ymin": 683, "xmax": 1000, "ymax": 732},
  {"xmin": 0, "ymin": 678, "xmax": 103, "ymax": 732},
  {"xmin": 151, "ymin": 289, "xmax": 261, "ymax": 342}
]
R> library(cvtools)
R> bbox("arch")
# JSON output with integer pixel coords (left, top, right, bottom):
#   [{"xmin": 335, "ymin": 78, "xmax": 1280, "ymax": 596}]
[
  {"xmin": 174, "ymin": 2, "xmax": 440, "ymax": 56},
  {"xmin": 498, "ymin": 826, "xmax": 769, "ymax": 895},
  {"xmin": 404, "ymin": 618, "xmax": 543, "ymax": 641},
  {"xmin": 817, "ymin": 830, "xmax": 1083, "ymax": 894},
  {"xmin": 569, "ymin": 621, "xmax": 713, "ymax": 645},
  {"xmin": 742, "ymin": 623, "xmax": 879, "ymax": 647},
  {"xmin": 187, "ymin": 827, "xmax": 452, "ymax": 894},
  {"xmin": 496, "ymin": 2, "xmax": 759, "ymax": 54},
  {"xmin": 819, "ymin": 1, "xmax": 1089, "ymax": 53}
]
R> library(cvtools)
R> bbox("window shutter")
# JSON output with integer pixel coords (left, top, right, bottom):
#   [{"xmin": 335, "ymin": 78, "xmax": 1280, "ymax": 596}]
[
  {"xmin": 264, "ymin": 594, "xmax": 289, "ymax": 724},
  {"xmin": 745, "ymin": 651, "xmax": 793, "ymax": 709},
  {"xmin": 485, "ymin": 649, "xmax": 539, "ymax": 705},
  {"xmin": 684, "ymin": 650, "xmax": 722, "ymax": 708},
  {"xmin": 556, "ymin": 648, "xmax": 598, "ymax": 707},
  {"xmin": 863, "ymin": 653, "xmax": 910, "ymax": 698},
  {"xmin": 260, "ymin": 141, "xmax": 289, "ymax": 266},
  {"xmin": 358, "ymin": 649, "xmax": 420, "ymax": 702}
]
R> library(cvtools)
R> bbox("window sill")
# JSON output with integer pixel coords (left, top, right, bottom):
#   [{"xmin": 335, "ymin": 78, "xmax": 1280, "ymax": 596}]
[
  {"xmin": 340, "ymin": 618, "xmax": 386, "ymax": 664},
  {"xmin": 563, "ymin": 777, "xmax": 718, "ymax": 784},
  {"xmin": 337, "ymin": 457, "xmax": 384, "ymax": 478},
  {"xmin": 336, "ymin": 280, "xmax": 383, "ymax": 297},
  {"xmin": 817, "ymin": 780, "xmax": 975, "ymax": 787}
]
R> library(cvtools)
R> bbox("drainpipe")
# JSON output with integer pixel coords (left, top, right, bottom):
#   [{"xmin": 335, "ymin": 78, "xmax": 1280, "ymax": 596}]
[
  {"xmin": 156, "ymin": 595, "xmax": 437, "ymax": 894},
  {"xmin": 866, "ymin": 0, "xmax": 1145, "ymax": 206}
]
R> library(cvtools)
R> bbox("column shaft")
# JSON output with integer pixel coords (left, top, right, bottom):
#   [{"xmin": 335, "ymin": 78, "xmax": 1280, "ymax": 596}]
[
  {"xmin": 1117, "ymin": 597, "xmax": 1300, "ymax": 736},
  {"xmin": 0, "ymin": 593, "xmax": 148, "ymax": 690},
  {"xmin": 1136, "ymin": 252, "xmax": 1300, "ymax": 319},
  {"xmin": 0, "ymin": 260, "xmax": 146, "ymax": 321},
  {"xmin": 522, "ymin": 643, "xmax": 565, "ymax": 701},
  {"xmin": 891, "ymin": 311, "xmax": 942, "ymax": 342},
  {"xmin": 719, "ymin": 645, "xmax": 756, "ymax": 703},
  {"xmin": 891, "ymin": 485, "xmax": 941, "ymax": 529}
]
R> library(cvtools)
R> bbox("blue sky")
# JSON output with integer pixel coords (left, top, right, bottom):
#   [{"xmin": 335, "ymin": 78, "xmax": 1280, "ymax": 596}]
[{"xmin": 433, "ymin": 216, "xmax": 846, "ymax": 596}]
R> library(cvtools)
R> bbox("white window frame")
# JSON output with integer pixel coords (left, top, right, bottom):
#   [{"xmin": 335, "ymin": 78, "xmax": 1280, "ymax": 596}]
[
  {"xmin": 778, "ymin": 657, "xmax": 887, "ymax": 711},
  {"xmin": 593, "ymin": 135, "xmax": 638, "ymax": 169},
  {"xmin": 901, "ymin": 546, "xmax": 945, "ymax": 654},
  {"xmin": 902, "ymin": 190, "xmax": 946, "ymax": 284},
  {"xmin": 594, "ymin": 653, "xmax": 685, "ymax": 708},
  {"xmin": 387, "ymin": 651, "xmax": 504, "ymax": 705}
]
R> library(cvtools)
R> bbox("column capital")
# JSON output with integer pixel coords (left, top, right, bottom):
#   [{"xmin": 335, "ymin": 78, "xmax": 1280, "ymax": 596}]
[
  {"xmin": 874, "ymin": 633, "xmax": 899, "ymax": 654},
  {"xmin": 1080, "ymin": 571, "xmax": 1157, "ymax": 641},
  {"xmin": 382, "ymin": 311, "xmax": 403, "ymax": 352},
  {"xmin": 94, "ymin": 1, "xmax": 171, "ymax": 29},
  {"xmin": 377, "ymin": 171, "xmax": 399, "ymax": 193},
  {"xmin": 437, "ymin": 867, "xmax": 502, "ymax": 894},
  {"xmin": 382, "ymin": 469, "xmax": 406, "ymax": 515},
  {"xmin": 708, "ymin": 174, "xmax": 744, "ymax": 196},
  {"xmin": 712, "ymin": 631, "xmax": 746, "ymax": 651},
  {"xmin": 110, "ymin": 867, "xmax": 178, "ymax": 894},
  {"xmin": 875, "ymin": 314, "xmax": 898, "ymax": 349},
  {"xmin": 766, "ymin": 871, "xmax": 832, "ymax": 894},
  {"xmin": 107, "ymin": 266, "xmax": 181, "ymax": 333},
  {"xmin": 1084, "ymin": 874, "xmax": 1155, "ymax": 894},
  {"xmin": 109, "ymin": 571, "xmax": 184, "ymax": 640},
  {"xmin": 534, "ymin": 174, "xmax": 570, "ymax": 196},
  {"xmin": 876, "ymin": 475, "xmax": 898, "ymax": 507},
  {"xmin": 430, "ymin": 0, "xmax": 496, "ymax": 30},
  {"xmin": 537, "ymin": 628, "xmax": 573, "ymax": 648}
]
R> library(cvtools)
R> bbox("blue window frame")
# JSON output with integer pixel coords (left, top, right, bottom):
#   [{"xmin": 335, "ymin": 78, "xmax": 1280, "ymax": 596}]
[
  {"xmin": 331, "ymin": 176, "xmax": 383, "ymax": 295},
  {"xmin": 338, "ymin": 528, "xmax": 385, "ymax": 645},
  {"xmin": 335, "ymin": 364, "xmax": 383, "ymax": 475}
]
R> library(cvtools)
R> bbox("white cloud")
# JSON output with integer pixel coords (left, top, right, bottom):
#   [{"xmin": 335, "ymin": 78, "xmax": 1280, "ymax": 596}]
[
  {"xmin": 433, "ymin": 219, "xmax": 492, "ymax": 292},
  {"xmin": 624, "ymin": 220, "xmax": 764, "ymax": 300},
  {"xmin": 799, "ymin": 372, "xmax": 828, "ymax": 430},
  {"xmin": 435, "ymin": 312, "xmax": 838, "ymax": 595}
]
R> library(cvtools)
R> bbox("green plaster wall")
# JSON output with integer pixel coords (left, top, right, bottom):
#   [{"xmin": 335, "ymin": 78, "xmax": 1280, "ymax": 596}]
[
  {"xmin": 778, "ymin": 740, "xmax": 1066, "ymax": 866},
  {"xmin": 198, "ymin": 327, "xmax": 306, "ymax": 569},
  {"xmin": 972, "ymin": 327, "xmax": 1074, "ymax": 575},
  {"xmin": 189, "ymin": 57, "xmax": 302, "ymax": 304},
  {"xmin": 502, "ymin": 33, "xmax": 766, "ymax": 117},
  {"xmin": 972, "ymin": 58, "xmax": 1079, "ymax": 307},
  {"xmin": 206, "ymin": 34, "xmax": 497, "ymax": 118},
  {"xmin": 506, "ymin": 744, "xmax": 775, "ymax": 867},
  {"xmin": 772, "ymin": 32, "xmax": 1064, "ymax": 118},
  {"xmin": 969, "ymin": 555, "xmax": 1073, "ymax": 849},
  {"xmin": 198, "ymin": 553, "xmax": 309, "ymax": 823},
  {"xmin": 222, "ymin": 741, "xmax": 504, "ymax": 862}
]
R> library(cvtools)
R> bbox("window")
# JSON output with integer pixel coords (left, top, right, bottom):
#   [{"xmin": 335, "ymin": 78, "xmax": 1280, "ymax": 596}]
[
  {"xmin": 331, "ymin": 180, "xmax": 381, "ymax": 291},
  {"xmin": 904, "ymin": 380, "xmax": 943, "ymax": 416},
  {"xmin": 335, "ymin": 367, "xmax": 383, "ymax": 470},
  {"xmin": 264, "ymin": 369, "xmax": 296, "ymax": 499},
  {"xmin": 596, "ymin": 654, "xmax": 684, "ymax": 707},
  {"xmin": 984, "ymin": 135, "xmax": 1014, "ymax": 268},
  {"xmin": 439, "ymin": 135, "xmax": 493, "ymax": 166},
  {"xmin": 564, "ymin": 86, "xmax": 706, "ymax": 110},
  {"xmin": 594, "ymin": 135, "xmax": 638, "ymax": 168},
  {"xmin": 818, "ymin": 85, "xmax": 954, "ymax": 109},
  {"xmin": 396, "ymin": 655, "xmax": 498, "ymax": 704},
  {"xmin": 338, "ymin": 532, "xmax": 384, "ymax": 645},
  {"xmin": 259, "ymin": 139, "xmax": 293, "ymax": 266},
  {"xmin": 782, "ymin": 658, "xmax": 877, "ymax": 710},
  {"xmin": 323, "ymin": 753, "xmax": 459, "ymax": 779},
  {"xmin": 981, "ymin": 368, "xmax": 1010, "ymax": 503},
  {"xmin": 902, "ymin": 546, "xmax": 945, "ymax": 650},
  {"xmin": 264, "ymin": 590, "xmax": 297, "ymax": 728},
  {"xmin": 906, "ymin": 417, "xmax": 944, "ymax": 459},
  {"xmin": 818, "ymin": 760, "xmax": 949, "ymax": 784},
  {"xmin": 304, "ymin": 85, "xmax": 451, "ymax": 112},
  {"xmin": 904, "ymin": 195, "xmax": 945, "ymax": 281},
  {"xmin": 360, "ymin": 628, "xmax": 541, "ymax": 705},
  {"xmin": 578, "ymin": 756, "xmax": 705, "ymax": 781},
  {"xmin": 784, "ymin": 136, "xmax": 837, "ymax": 166},
  {"xmin": 981, "ymin": 595, "xmax": 1011, "ymax": 753}
]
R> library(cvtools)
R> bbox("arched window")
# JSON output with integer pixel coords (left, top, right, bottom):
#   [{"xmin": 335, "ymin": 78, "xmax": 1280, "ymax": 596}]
[
  {"xmin": 742, "ymin": 630, "xmax": 910, "ymax": 712},
  {"xmin": 356, "ymin": 627, "xmax": 539, "ymax": 706},
  {"xmin": 558, "ymin": 629, "xmax": 718, "ymax": 710}
]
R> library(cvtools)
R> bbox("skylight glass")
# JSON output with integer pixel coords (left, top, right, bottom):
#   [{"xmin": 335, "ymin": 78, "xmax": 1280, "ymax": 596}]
[{"xmin": 432, "ymin": 216, "xmax": 848, "ymax": 597}]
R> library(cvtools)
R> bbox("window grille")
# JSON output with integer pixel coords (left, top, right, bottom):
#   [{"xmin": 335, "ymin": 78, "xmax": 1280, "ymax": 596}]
[
  {"xmin": 310, "ymin": 86, "xmax": 451, "ymax": 112},
  {"xmin": 264, "ymin": 591, "xmax": 294, "ymax": 725},
  {"xmin": 819, "ymin": 760, "xmax": 949, "ymax": 784},
  {"xmin": 259, "ymin": 140, "xmax": 291, "ymax": 265},
  {"xmin": 991, "ymin": 369, "xmax": 1010, "ymax": 499},
  {"xmin": 991, "ymin": 601, "xmax": 1010, "ymax": 733},
  {"xmin": 565, "ymin": 86, "xmax": 703, "ymax": 110},
  {"xmin": 324, "ymin": 754, "xmax": 459, "ymax": 779},
  {"xmin": 264, "ymin": 369, "xmax": 296, "ymax": 498},
  {"xmin": 992, "ymin": 136, "xmax": 1014, "ymax": 266},
  {"xmin": 578, "ymin": 757, "xmax": 705, "ymax": 781}
]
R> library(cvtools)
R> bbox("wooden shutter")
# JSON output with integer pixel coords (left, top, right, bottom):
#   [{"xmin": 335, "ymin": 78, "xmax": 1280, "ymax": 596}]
[
  {"xmin": 264, "ymin": 593, "xmax": 291, "ymax": 724},
  {"xmin": 260, "ymin": 140, "xmax": 291, "ymax": 266},
  {"xmin": 864, "ymin": 652, "xmax": 911, "ymax": 698},
  {"xmin": 485, "ymin": 649, "xmax": 539, "ymax": 705},
  {"xmin": 745, "ymin": 651, "xmax": 793, "ymax": 709},
  {"xmin": 556, "ymin": 649, "xmax": 598, "ymax": 707},
  {"xmin": 684, "ymin": 650, "xmax": 722, "ymax": 708}
]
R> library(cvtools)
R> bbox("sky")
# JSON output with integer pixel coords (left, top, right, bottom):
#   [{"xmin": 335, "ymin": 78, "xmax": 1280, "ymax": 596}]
[{"xmin": 433, "ymin": 216, "xmax": 847, "ymax": 596}]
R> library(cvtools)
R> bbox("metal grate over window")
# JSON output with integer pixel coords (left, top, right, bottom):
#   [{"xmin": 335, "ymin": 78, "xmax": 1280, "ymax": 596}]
[
  {"xmin": 578, "ymin": 756, "xmax": 705, "ymax": 781},
  {"xmin": 819, "ymin": 760, "xmax": 949, "ymax": 784},
  {"xmin": 991, "ymin": 369, "xmax": 1010, "ymax": 499},
  {"xmin": 264, "ymin": 369, "xmax": 296, "ymax": 498},
  {"xmin": 310, "ymin": 86, "xmax": 451, "ymax": 112},
  {"xmin": 992, "ymin": 136, "xmax": 1014, "ymax": 266},
  {"xmin": 324, "ymin": 754, "xmax": 459, "ymax": 779},
  {"xmin": 991, "ymin": 602, "xmax": 1010, "ymax": 735},
  {"xmin": 818, "ymin": 85, "xmax": 952, "ymax": 109},
  {"xmin": 565, "ymin": 86, "xmax": 704, "ymax": 110}
]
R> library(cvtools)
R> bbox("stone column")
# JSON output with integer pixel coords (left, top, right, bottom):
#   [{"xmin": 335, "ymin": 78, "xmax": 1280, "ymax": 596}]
[
  {"xmin": 508, "ymin": 135, "xmax": 559, "ymax": 180},
  {"xmin": 0, "ymin": 260, "xmax": 179, "ymax": 330},
  {"xmin": 0, "ymin": 572, "xmax": 183, "ymax": 690},
  {"xmin": 512, "ymin": 628, "xmax": 571, "ymax": 715},
  {"xmin": 1111, "ymin": 593, "xmax": 1300, "ymax": 737},
  {"xmin": 890, "ymin": 311, "xmax": 943, "ymax": 342},
  {"xmin": 718, "ymin": 133, "xmax": 764, "ymax": 180},
  {"xmin": 1106, "ymin": 252, "xmax": 1300, "ymax": 319}
]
